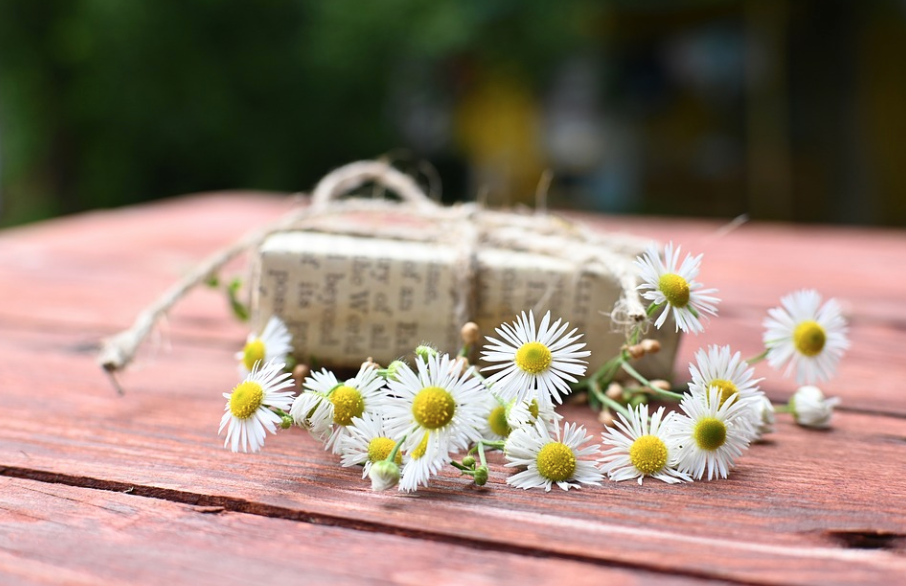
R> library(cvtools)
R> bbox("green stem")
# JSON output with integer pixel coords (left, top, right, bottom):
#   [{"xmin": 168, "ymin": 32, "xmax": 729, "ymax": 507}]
[
  {"xmin": 450, "ymin": 460, "xmax": 472, "ymax": 472},
  {"xmin": 620, "ymin": 361, "xmax": 685, "ymax": 402},
  {"xmin": 746, "ymin": 348, "xmax": 769, "ymax": 365},
  {"xmin": 588, "ymin": 379, "xmax": 631, "ymax": 419},
  {"xmin": 385, "ymin": 434, "xmax": 407, "ymax": 463},
  {"xmin": 773, "ymin": 402, "xmax": 793, "ymax": 414}
]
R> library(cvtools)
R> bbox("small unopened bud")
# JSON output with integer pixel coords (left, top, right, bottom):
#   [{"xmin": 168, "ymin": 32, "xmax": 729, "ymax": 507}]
[
  {"xmin": 597, "ymin": 409, "xmax": 615, "ymax": 427},
  {"xmin": 461, "ymin": 322, "xmax": 481, "ymax": 346},
  {"xmin": 629, "ymin": 394, "xmax": 648, "ymax": 407},
  {"xmin": 649, "ymin": 379, "xmax": 671, "ymax": 392},
  {"xmin": 754, "ymin": 395, "xmax": 775, "ymax": 439},
  {"xmin": 368, "ymin": 459, "xmax": 401, "ymax": 492},
  {"xmin": 361, "ymin": 357, "xmax": 381, "ymax": 370},
  {"xmin": 280, "ymin": 415, "xmax": 294, "ymax": 430},
  {"xmin": 473, "ymin": 466, "xmax": 489, "ymax": 486},
  {"xmin": 414, "ymin": 345, "xmax": 438, "ymax": 361},
  {"xmin": 461, "ymin": 455, "xmax": 476, "ymax": 468},
  {"xmin": 293, "ymin": 363, "xmax": 311, "ymax": 390},
  {"xmin": 790, "ymin": 386, "xmax": 840, "ymax": 429},
  {"xmin": 605, "ymin": 382, "xmax": 624, "ymax": 400},
  {"xmin": 626, "ymin": 344, "xmax": 645, "ymax": 360},
  {"xmin": 379, "ymin": 360, "xmax": 405, "ymax": 381},
  {"xmin": 640, "ymin": 339, "xmax": 661, "ymax": 354}
]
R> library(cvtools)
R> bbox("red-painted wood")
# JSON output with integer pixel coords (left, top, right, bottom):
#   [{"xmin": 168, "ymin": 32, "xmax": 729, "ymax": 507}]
[{"xmin": 1, "ymin": 194, "xmax": 905, "ymax": 585}]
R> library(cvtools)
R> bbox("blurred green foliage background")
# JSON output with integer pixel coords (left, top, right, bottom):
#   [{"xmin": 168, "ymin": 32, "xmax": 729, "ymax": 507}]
[{"xmin": 1, "ymin": 0, "xmax": 905, "ymax": 227}]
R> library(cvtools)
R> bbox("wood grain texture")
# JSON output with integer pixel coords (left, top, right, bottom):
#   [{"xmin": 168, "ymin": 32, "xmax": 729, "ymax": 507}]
[
  {"xmin": 2, "ymin": 477, "xmax": 722, "ymax": 586},
  {"xmin": 2, "ymin": 194, "xmax": 905, "ymax": 585}
]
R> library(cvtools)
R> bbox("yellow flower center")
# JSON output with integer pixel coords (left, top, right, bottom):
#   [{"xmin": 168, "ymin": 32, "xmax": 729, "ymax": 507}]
[
  {"xmin": 709, "ymin": 379, "xmax": 739, "ymax": 408},
  {"xmin": 367, "ymin": 437, "xmax": 401, "ymax": 465},
  {"xmin": 658, "ymin": 273, "xmax": 690, "ymax": 308},
  {"xmin": 629, "ymin": 435, "xmax": 668, "ymax": 475},
  {"xmin": 528, "ymin": 399, "xmax": 540, "ymax": 419},
  {"xmin": 536, "ymin": 441, "xmax": 576, "ymax": 482},
  {"xmin": 410, "ymin": 433, "xmax": 430, "ymax": 460},
  {"xmin": 794, "ymin": 320, "xmax": 826, "ymax": 357},
  {"xmin": 229, "ymin": 381, "xmax": 264, "ymax": 419},
  {"xmin": 329, "ymin": 385, "xmax": 365, "ymax": 426},
  {"xmin": 694, "ymin": 417, "xmax": 727, "ymax": 451},
  {"xmin": 515, "ymin": 342, "xmax": 552, "ymax": 375},
  {"xmin": 241, "ymin": 339, "xmax": 266, "ymax": 371},
  {"xmin": 488, "ymin": 406, "xmax": 511, "ymax": 437},
  {"xmin": 412, "ymin": 386, "xmax": 456, "ymax": 430}
]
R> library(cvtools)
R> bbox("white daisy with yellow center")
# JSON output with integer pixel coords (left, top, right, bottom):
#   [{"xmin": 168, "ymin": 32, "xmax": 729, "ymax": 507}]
[
  {"xmin": 669, "ymin": 386, "xmax": 754, "ymax": 481},
  {"xmin": 635, "ymin": 242, "xmax": 720, "ymax": 334},
  {"xmin": 763, "ymin": 289, "xmax": 849, "ymax": 385},
  {"xmin": 506, "ymin": 397, "xmax": 562, "ymax": 436},
  {"xmin": 339, "ymin": 413, "xmax": 402, "ymax": 479},
  {"xmin": 482, "ymin": 310, "xmax": 590, "ymax": 408},
  {"xmin": 688, "ymin": 344, "xmax": 765, "ymax": 434},
  {"xmin": 236, "ymin": 316, "xmax": 293, "ymax": 376},
  {"xmin": 481, "ymin": 393, "xmax": 513, "ymax": 441},
  {"xmin": 219, "ymin": 359, "xmax": 296, "ymax": 453},
  {"xmin": 505, "ymin": 420, "xmax": 603, "ymax": 491},
  {"xmin": 599, "ymin": 404, "xmax": 690, "ymax": 485},
  {"xmin": 290, "ymin": 363, "xmax": 387, "ymax": 454},
  {"xmin": 382, "ymin": 353, "xmax": 486, "ymax": 490}
]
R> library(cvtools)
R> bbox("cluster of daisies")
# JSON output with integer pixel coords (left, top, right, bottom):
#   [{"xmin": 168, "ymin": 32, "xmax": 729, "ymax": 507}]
[{"xmin": 218, "ymin": 241, "xmax": 849, "ymax": 492}]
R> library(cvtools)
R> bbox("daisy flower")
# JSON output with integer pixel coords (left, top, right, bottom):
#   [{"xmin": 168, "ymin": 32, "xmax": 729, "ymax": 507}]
[
  {"xmin": 480, "ymin": 393, "xmax": 512, "ymax": 441},
  {"xmin": 790, "ymin": 385, "xmax": 840, "ymax": 429},
  {"xmin": 290, "ymin": 363, "xmax": 387, "ymax": 454},
  {"xmin": 505, "ymin": 420, "xmax": 603, "ymax": 491},
  {"xmin": 398, "ymin": 432, "xmax": 451, "ymax": 492},
  {"xmin": 506, "ymin": 397, "xmax": 562, "ymax": 435},
  {"xmin": 635, "ymin": 242, "xmax": 720, "ymax": 334},
  {"xmin": 688, "ymin": 344, "xmax": 765, "ymax": 433},
  {"xmin": 219, "ymin": 359, "xmax": 296, "ymax": 453},
  {"xmin": 237, "ymin": 315, "xmax": 293, "ymax": 376},
  {"xmin": 599, "ymin": 404, "xmax": 690, "ymax": 485},
  {"xmin": 481, "ymin": 310, "xmax": 590, "ymax": 407},
  {"xmin": 339, "ymin": 413, "xmax": 401, "ymax": 479},
  {"xmin": 763, "ymin": 289, "xmax": 850, "ymax": 384},
  {"xmin": 669, "ymin": 386, "xmax": 754, "ymax": 481},
  {"xmin": 383, "ymin": 352, "xmax": 486, "ymax": 466}
]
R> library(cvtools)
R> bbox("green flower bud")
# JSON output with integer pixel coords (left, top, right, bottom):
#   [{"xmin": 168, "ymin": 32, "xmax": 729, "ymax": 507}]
[
  {"xmin": 368, "ymin": 459, "xmax": 401, "ymax": 492},
  {"xmin": 461, "ymin": 455, "xmax": 476, "ymax": 468},
  {"xmin": 473, "ymin": 466, "xmax": 489, "ymax": 486}
]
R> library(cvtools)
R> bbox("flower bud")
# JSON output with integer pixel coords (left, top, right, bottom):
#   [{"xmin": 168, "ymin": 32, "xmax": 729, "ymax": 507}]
[
  {"xmin": 461, "ymin": 322, "xmax": 481, "ymax": 346},
  {"xmin": 415, "ymin": 345, "xmax": 438, "ymax": 361},
  {"xmin": 280, "ymin": 415, "xmax": 294, "ymax": 430},
  {"xmin": 790, "ymin": 386, "xmax": 840, "ymax": 429},
  {"xmin": 649, "ymin": 379, "xmax": 671, "ymax": 391},
  {"xmin": 361, "ymin": 357, "xmax": 381, "ymax": 370},
  {"xmin": 605, "ymin": 382, "xmax": 624, "ymax": 400},
  {"xmin": 378, "ymin": 360, "xmax": 405, "ymax": 381},
  {"xmin": 368, "ymin": 459, "xmax": 401, "ymax": 492},
  {"xmin": 640, "ymin": 339, "xmax": 661, "ymax": 354},
  {"xmin": 461, "ymin": 455, "xmax": 476, "ymax": 468},
  {"xmin": 292, "ymin": 363, "xmax": 311, "ymax": 390},
  {"xmin": 625, "ymin": 344, "xmax": 645, "ymax": 360},
  {"xmin": 597, "ymin": 409, "xmax": 615, "ymax": 427},
  {"xmin": 473, "ymin": 465, "xmax": 489, "ymax": 486}
]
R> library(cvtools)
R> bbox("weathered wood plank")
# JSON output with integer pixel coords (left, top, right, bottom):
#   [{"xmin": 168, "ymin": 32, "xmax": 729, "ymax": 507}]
[
  {"xmin": 1, "ymin": 325, "xmax": 904, "ymax": 586},
  {"xmin": 0, "ymin": 194, "xmax": 903, "ymax": 414},
  {"xmin": 2, "ymin": 477, "xmax": 722, "ymax": 586}
]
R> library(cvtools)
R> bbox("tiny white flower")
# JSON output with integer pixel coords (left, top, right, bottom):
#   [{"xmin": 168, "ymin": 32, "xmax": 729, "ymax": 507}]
[
  {"xmin": 688, "ymin": 344, "xmax": 765, "ymax": 435},
  {"xmin": 506, "ymin": 397, "xmax": 562, "ymax": 435},
  {"xmin": 482, "ymin": 310, "xmax": 590, "ymax": 407},
  {"xmin": 398, "ymin": 432, "xmax": 451, "ymax": 493},
  {"xmin": 383, "ymin": 353, "xmax": 486, "ymax": 465},
  {"xmin": 600, "ymin": 404, "xmax": 691, "ymax": 485},
  {"xmin": 635, "ymin": 242, "xmax": 720, "ymax": 334},
  {"xmin": 289, "ymin": 363, "xmax": 387, "ymax": 454},
  {"xmin": 368, "ymin": 459, "xmax": 401, "ymax": 492},
  {"xmin": 339, "ymin": 413, "xmax": 401, "ymax": 479},
  {"xmin": 790, "ymin": 385, "xmax": 840, "ymax": 429},
  {"xmin": 669, "ymin": 387, "xmax": 754, "ymax": 480},
  {"xmin": 237, "ymin": 316, "xmax": 293, "ymax": 376},
  {"xmin": 480, "ymin": 393, "xmax": 512, "ymax": 441},
  {"xmin": 219, "ymin": 360, "xmax": 296, "ymax": 453},
  {"xmin": 505, "ymin": 420, "xmax": 603, "ymax": 491},
  {"xmin": 763, "ymin": 289, "xmax": 850, "ymax": 385}
]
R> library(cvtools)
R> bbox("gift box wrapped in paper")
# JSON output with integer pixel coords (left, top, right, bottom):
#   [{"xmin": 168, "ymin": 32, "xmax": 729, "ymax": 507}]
[{"xmin": 250, "ymin": 162, "xmax": 680, "ymax": 380}]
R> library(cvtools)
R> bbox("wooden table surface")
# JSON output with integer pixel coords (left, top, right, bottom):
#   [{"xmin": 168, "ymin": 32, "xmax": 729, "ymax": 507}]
[{"xmin": 1, "ymin": 193, "xmax": 905, "ymax": 586}]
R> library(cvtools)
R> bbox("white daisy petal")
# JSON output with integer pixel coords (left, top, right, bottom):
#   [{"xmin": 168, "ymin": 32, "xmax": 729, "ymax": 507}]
[
  {"xmin": 762, "ymin": 289, "xmax": 850, "ymax": 385},
  {"xmin": 600, "ymin": 404, "xmax": 691, "ymax": 485},
  {"xmin": 237, "ymin": 316, "xmax": 294, "ymax": 376},
  {"xmin": 504, "ymin": 420, "xmax": 602, "ymax": 491},
  {"xmin": 219, "ymin": 359, "xmax": 297, "ymax": 453},
  {"xmin": 481, "ymin": 311, "xmax": 589, "ymax": 407}
]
